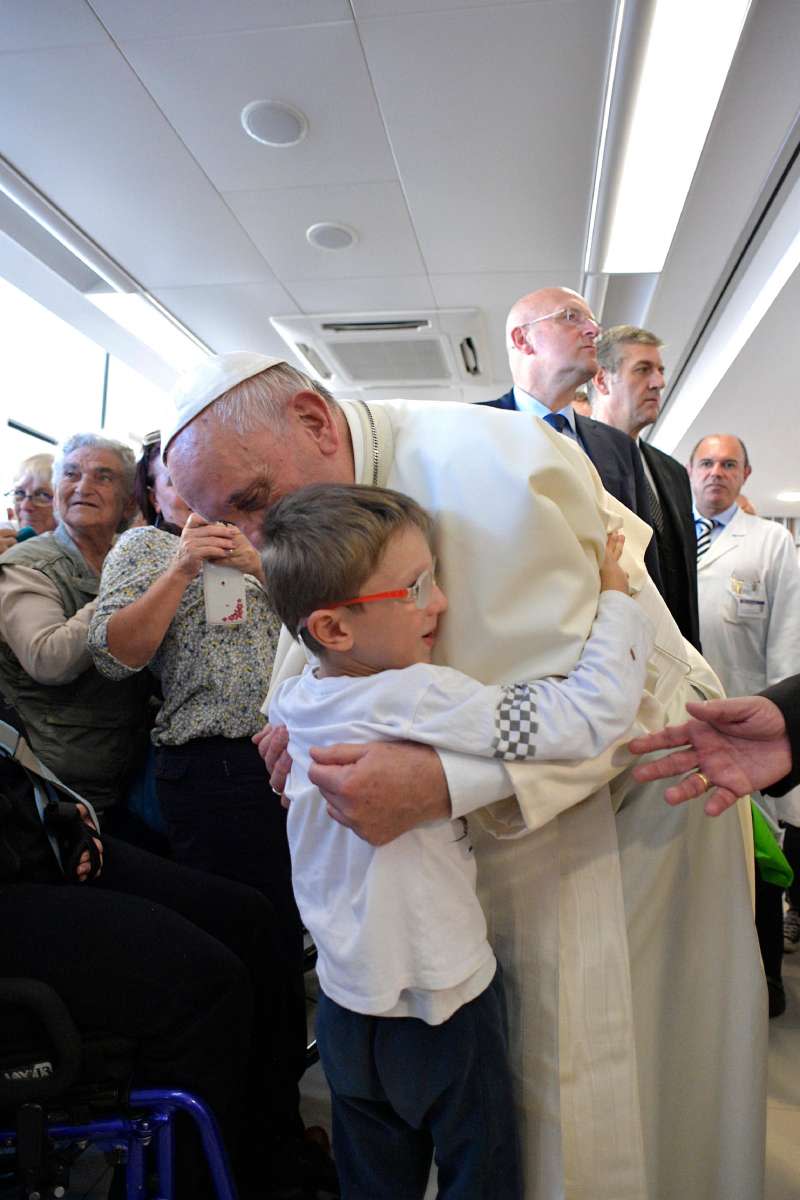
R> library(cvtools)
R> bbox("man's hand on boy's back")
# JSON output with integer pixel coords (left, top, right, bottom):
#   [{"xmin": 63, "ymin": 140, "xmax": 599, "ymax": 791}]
[
  {"xmin": 309, "ymin": 741, "xmax": 451, "ymax": 845},
  {"xmin": 252, "ymin": 723, "xmax": 451, "ymax": 843}
]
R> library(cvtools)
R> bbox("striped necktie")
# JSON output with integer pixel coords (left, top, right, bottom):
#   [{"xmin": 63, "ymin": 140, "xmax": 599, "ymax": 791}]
[
  {"xmin": 644, "ymin": 475, "xmax": 665, "ymax": 538},
  {"xmin": 543, "ymin": 412, "xmax": 569, "ymax": 434},
  {"xmin": 695, "ymin": 516, "xmax": 716, "ymax": 560}
]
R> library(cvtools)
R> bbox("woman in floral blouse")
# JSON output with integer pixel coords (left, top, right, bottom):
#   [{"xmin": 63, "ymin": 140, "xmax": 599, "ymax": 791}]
[{"xmin": 88, "ymin": 439, "xmax": 308, "ymax": 1167}]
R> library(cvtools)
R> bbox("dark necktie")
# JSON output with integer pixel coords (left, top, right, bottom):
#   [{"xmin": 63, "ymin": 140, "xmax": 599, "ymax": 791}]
[
  {"xmin": 543, "ymin": 412, "xmax": 569, "ymax": 434},
  {"xmin": 695, "ymin": 516, "xmax": 716, "ymax": 560},
  {"xmin": 644, "ymin": 475, "xmax": 665, "ymax": 538}
]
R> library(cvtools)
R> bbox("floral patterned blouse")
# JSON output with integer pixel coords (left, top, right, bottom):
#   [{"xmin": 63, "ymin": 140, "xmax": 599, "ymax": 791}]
[{"xmin": 88, "ymin": 526, "xmax": 280, "ymax": 746}]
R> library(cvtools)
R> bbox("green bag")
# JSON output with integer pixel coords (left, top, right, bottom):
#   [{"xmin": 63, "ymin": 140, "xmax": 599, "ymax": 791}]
[{"xmin": 751, "ymin": 802, "xmax": 793, "ymax": 888}]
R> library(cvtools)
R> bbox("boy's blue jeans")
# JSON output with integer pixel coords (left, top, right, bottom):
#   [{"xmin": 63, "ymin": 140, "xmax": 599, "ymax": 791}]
[{"xmin": 315, "ymin": 965, "xmax": 522, "ymax": 1199}]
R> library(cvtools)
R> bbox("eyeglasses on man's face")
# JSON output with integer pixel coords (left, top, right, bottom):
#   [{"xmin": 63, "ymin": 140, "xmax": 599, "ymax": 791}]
[
  {"xmin": 7, "ymin": 488, "xmax": 54, "ymax": 507},
  {"xmin": 520, "ymin": 307, "xmax": 601, "ymax": 335},
  {"xmin": 331, "ymin": 563, "xmax": 438, "ymax": 612}
]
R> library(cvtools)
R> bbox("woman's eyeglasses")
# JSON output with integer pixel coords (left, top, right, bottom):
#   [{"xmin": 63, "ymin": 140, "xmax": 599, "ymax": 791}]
[{"xmin": 7, "ymin": 488, "xmax": 54, "ymax": 507}]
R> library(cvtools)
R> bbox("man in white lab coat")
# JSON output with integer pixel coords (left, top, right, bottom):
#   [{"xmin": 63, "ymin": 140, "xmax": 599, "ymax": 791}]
[
  {"xmin": 690, "ymin": 432, "xmax": 800, "ymax": 1013},
  {"xmin": 689, "ymin": 434, "xmax": 800, "ymax": 704},
  {"xmin": 163, "ymin": 355, "xmax": 767, "ymax": 1200}
]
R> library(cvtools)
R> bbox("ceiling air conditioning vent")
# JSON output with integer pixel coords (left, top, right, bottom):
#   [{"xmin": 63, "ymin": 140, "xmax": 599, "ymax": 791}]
[
  {"xmin": 321, "ymin": 319, "xmax": 431, "ymax": 333},
  {"xmin": 332, "ymin": 338, "xmax": 449, "ymax": 383},
  {"xmin": 271, "ymin": 309, "xmax": 489, "ymax": 389}
]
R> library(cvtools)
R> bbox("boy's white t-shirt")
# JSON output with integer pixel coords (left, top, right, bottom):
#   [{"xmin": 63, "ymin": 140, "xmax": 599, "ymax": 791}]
[{"xmin": 270, "ymin": 590, "xmax": 654, "ymax": 1025}]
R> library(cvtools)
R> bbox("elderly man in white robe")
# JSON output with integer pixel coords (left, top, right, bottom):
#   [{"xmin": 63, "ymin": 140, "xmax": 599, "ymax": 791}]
[{"xmin": 162, "ymin": 353, "xmax": 766, "ymax": 1200}]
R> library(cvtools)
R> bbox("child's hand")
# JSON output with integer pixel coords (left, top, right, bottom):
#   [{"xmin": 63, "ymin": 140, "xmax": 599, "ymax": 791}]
[{"xmin": 600, "ymin": 531, "xmax": 629, "ymax": 594}]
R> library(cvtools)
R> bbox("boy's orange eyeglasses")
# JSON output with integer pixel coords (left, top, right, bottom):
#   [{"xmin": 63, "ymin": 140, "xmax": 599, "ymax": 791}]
[{"xmin": 331, "ymin": 564, "xmax": 436, "ymax": 611}]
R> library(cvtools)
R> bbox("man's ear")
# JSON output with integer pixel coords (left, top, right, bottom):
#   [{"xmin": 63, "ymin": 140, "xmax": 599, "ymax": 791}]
[
  {"xmin": 509, "ymin": 325, "xmax": 532, "ymax": 355},
  {"xmin": 593, "ymin": 368, "xmax": 611, "ymax": 397},
  {"xmin": 289, "ymin": 391, "xmax": 340, "ymax": 455},
  {"xmin": 305, "ymin": 608, "xmax": 354, "ymax": 654},
  {"xmin": 743, "ymin": 463, "xmax": 752, "ymax": 484}
]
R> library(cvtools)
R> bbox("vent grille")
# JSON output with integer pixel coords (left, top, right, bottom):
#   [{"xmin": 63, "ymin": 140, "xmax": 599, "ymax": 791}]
[
  {"xmin": 321, "ymin": 319, "xmax": 430, "ymax": 333},
  {"xmin": 270, "ymin": 308, "xmax": 488, "ymax": 387},
  {"xmin": 325, "ymin": 338, "xmax": 450, "ymax": 383}
]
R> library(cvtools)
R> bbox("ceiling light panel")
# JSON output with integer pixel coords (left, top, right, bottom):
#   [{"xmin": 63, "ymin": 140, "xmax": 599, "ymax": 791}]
[
  {"xmin": 653, "ymin": 168, "xmax": 800, "ymax": 454},
  {"xmin": 87, "ymin": 292, "xmax": 208, "ymax": 372},
  {"xmin": 603, "ymin": 0, "xmax": 752, "ymax": 274}
]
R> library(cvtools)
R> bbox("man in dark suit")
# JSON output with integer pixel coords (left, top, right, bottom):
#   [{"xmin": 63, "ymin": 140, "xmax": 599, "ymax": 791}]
[
  {"xmin": 482, "ymin": 287, "xmax": 663, "ymax": 593},
  {"xmin": 589, "ymin": 324, "xmax": 701, "ymax": 649}
]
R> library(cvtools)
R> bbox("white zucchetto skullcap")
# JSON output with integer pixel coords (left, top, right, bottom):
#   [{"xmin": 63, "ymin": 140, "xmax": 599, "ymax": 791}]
[{"xmin": 161, "ymin": 352, "xmax": 286, "ymax": 461}]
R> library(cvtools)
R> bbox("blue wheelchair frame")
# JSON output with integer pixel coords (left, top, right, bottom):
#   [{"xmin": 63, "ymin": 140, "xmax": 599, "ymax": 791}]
[
  {"xmin": 1, "ymin": 1088, "xmax": 237, "ymax": 1200},
  {"xmin": 0, "ymin": 979, "xmax": 239, "ymax": 1200}
]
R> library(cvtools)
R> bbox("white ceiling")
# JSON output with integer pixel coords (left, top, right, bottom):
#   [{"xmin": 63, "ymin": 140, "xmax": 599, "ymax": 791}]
[{"xmin": 1, "ymin": 0, "xmax": 799, "ymax": 513}]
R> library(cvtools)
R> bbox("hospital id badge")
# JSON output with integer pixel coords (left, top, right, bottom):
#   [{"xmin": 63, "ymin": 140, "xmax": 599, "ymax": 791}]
[
  {"xmin": 730, "ymin": 574, "xmax": 766, "ymax": 621},
  {"xmin": 203, "ymin": 561, "xmax": 247, "ymax": 625}
]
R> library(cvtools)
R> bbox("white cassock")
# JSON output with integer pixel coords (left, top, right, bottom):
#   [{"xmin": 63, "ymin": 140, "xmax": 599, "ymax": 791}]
[
  {"xmin": 270, "ymin": 399, "xmax": 767, "ymax": 1200},
  {"xmin": 698, "ymin": 506, "xmax": 800, "ymax": 824}
]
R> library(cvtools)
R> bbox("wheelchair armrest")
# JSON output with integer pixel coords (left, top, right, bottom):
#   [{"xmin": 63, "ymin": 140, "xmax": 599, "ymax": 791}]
[{"xmin": 0, "ymin": 978, "xmax": 82, "ymax": 1104}]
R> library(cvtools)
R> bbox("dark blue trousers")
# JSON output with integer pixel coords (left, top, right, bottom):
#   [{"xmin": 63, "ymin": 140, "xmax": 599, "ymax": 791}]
[
  {"xmin": 154, "ymin": 734, "xmax": 307, "ymax": 1103},
  {"xmin": 316, "ymin": 967, "xmax": 522, "ymax": 1199}
]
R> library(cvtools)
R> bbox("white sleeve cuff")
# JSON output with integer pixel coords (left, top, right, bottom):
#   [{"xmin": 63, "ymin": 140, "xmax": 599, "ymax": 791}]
[{"xmin": 438, "ymin": 748, "xmax": 514, "ymax": 819}]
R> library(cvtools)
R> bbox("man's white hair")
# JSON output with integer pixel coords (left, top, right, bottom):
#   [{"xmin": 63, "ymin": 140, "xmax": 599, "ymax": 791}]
[{"xmin": 210, "ymin": 363, "xmax": 338, "ymax": 434}]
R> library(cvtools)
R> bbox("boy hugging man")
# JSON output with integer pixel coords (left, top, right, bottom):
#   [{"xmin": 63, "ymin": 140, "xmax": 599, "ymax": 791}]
[{"xmin": 263, "ymin": 483, "xmax": 655, "ymax": 1200}]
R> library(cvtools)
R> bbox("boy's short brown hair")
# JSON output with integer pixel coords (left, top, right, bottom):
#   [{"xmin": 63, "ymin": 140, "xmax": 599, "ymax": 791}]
[{"xmin": 262, "ymin": 483, "xmax": 434, "ymax": 654}]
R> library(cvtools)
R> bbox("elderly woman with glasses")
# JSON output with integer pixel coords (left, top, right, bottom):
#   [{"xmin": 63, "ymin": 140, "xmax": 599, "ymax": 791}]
[
  {"xmin": 0, "ymin": 434, "xmax": 149, "ymax": 814},
  {"xmin": 0, "ymin": 452, "xmax": 57, "ymax": 553}
]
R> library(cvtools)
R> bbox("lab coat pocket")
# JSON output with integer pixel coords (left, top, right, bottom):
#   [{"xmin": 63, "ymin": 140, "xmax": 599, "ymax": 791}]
[{"xmin": 723, "ymin": 573, "xmax": 767, "ymax": 623}]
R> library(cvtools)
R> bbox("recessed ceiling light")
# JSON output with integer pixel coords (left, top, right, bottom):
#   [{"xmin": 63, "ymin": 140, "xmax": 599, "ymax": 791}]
[
  {"xmin": 776, "ymin": 491, "xmax": 800, "ymax": 502},
  {"xmin": 306, "ymin": 222, "xmax": 357, "ymax": 251},
  {"xmin": 241, "ymin": 100, "xmax": 308, "ymax": 147}
]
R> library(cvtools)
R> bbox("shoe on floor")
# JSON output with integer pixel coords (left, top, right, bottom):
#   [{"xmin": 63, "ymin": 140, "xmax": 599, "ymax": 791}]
[{"xmin": 784, "ymin": 906, "xmax": 800, "ymax": 954}]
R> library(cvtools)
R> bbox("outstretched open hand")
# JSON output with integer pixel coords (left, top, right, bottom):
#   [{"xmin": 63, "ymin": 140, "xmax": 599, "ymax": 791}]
[{"xmin": 629, "ymin": 695, "xmax": 791, "ymax": 816}]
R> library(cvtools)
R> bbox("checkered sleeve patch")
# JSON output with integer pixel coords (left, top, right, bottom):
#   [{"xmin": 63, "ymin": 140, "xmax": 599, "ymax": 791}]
[{"xmin": 492, "ymin": 683, "xmax": 539, "ymax": 760}]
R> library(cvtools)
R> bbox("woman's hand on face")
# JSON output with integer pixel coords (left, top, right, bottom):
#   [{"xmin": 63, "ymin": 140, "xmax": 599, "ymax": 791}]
[{"xmin": 172, "ymin": 513, "xmax": 238, "ymax": 580}]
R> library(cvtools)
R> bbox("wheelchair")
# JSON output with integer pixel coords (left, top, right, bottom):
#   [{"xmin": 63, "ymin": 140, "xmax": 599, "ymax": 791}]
[
  {"xmin": 0, "ymin": 716, "xmax": 327, "ymax": 1199},
  {"xmin": 0, "ymin": 978, "xmax": 238, "ymax": 1200}
]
